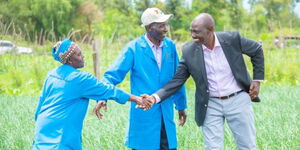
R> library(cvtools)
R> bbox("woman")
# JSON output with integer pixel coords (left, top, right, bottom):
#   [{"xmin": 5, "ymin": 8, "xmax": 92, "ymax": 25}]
[{"xmin": 32, "ymin": 39, "xmax": 145, "ymax": 150}]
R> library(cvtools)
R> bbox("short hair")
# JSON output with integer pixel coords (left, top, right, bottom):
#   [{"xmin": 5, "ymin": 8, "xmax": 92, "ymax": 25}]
[{"xmin": 193, "ymin": 13, "xmax": 215, "ymax": 30}]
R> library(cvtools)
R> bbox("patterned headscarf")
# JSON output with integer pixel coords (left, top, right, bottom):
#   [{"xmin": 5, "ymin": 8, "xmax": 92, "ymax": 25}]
[{"xmin": 52, "ymin": 39, "xmax": 75, "ymax": 64}]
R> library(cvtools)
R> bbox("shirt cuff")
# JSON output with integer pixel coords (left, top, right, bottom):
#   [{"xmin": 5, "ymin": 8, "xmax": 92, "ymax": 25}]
[
  {"xmin": 253, "ymin": 80, "xmax": 264, "ymax": 82},
  {"xmin": 152, "ymin": 94, "xmax": 161, "ymax": 103}
]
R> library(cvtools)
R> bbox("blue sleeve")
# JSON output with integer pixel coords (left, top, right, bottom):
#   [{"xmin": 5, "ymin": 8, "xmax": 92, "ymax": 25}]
[
  {"xmin": 79, "ymin": 72, "xmax": 130, "ymax": 104},
  {"xmin": 171, "ymin": 43, "xmax": 187, "ymax": 110},
  {"xmin": 35, "ymin": 95, "xmax": 45, "ymax": 121},
  {"xmin": 102, "ymin": 45, "xmax": 134, "ymax": 85},
  {"xmin": 35, "ymin": 77, "xmax": 48, "ymax": 121}
]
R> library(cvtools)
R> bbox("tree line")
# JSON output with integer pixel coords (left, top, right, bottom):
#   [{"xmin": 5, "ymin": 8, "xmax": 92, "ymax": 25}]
[{"xmin": 0, "ymin": 0, "xmax": 299, "ymax": 43}]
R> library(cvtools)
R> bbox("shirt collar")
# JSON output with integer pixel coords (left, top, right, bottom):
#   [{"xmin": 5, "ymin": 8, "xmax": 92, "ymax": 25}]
[
  {"xmin": 144, "ymin": 34, "xmax": 163, "ymax": 49},
  {"xmin": 202, "ymin": 32, "xmax": 220, "ymax": 51}
]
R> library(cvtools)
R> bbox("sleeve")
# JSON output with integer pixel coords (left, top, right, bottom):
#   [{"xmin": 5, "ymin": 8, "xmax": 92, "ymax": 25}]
[
  {"xmin": 238, "ymin": 32, "xmax": 265, "ymax": 80},
  {"xmin": 171, "ymin": 44, "xmax": 187, "ymax": 110},
  {"xmin": 34, "ymin": 78, "xmax": 48, "ymax": 121},
  {"xmin": 79, "ymin": 73, "xmax": 131, "ymax": 104},
  {"xmin": 102, "ymin": 45, "xmax": 134, "ymax": 85},
  {"xmin": 156, "ymin": 47, "xmax": 191, "ymax": 102},
  {"xmin": 35, "ymin": 95, "xmax": 45, "ymax": 121}
]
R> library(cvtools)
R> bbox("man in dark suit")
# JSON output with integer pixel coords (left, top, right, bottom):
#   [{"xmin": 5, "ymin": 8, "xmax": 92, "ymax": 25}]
[{"xmin": 143, "ymin": 13, "xmax": 264, "ymax": 149}]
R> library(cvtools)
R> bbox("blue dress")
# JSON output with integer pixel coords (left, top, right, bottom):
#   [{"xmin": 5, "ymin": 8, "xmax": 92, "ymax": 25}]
[
  {"xmin": 103, "ymin": 35, "xmax": 187, "ymax": 149},
  {"xmin": 32, "ymin": 64, "xmax": 130, "ymax": 150}
]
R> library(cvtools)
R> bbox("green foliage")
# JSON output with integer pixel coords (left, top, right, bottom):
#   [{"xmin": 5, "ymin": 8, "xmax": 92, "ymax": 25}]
[
  {"xmin": 0, "ymin": 0, "xmax": 299, "ymax": 42},
  {"xmin": 250, "ymin": 0, "xmax": 299, "ymax": 32},
  {"xmin": 0, "ymin": 86, "xmax": 299, "ymax": 149},
  {"xmin": 134, "ymin": 0, "xmax": 159, "ymax": 13},
  {"xmin": 192, "ymin": 0, "xmax": 230, "ymax": 31},
  {"xmin": 76, "ymin": 1, "xmax": 102, "ymax": 35},
  {"xmin": 228, "ymin": 0, "xmax": 243, "ymax": 29},
  {"xmin": 0, "ymin": 35, "xmax": 299, "ymax": 96},
  {"xmin": 31, "ymin": 0, "xmax": 76, "ymax": 37},
  {"xmin": 95, "ymin": 9, "xmax": 144, "ymax": 41},
  {"xmin": 243, "ymin": 46, "xmax": 300, "ymax": 86}
]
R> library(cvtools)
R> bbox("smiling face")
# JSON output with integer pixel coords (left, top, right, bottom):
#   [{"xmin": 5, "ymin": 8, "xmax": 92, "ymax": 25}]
[
  {"xmin": 147, "ymin": 22, "xmax": 168, "ymax": 43},
  {"xmin": 190, "ymin": 13, "xmax": 215, "ymax": 46},
  {"xmin": 190, "ymin": 21, "xmax": 212, "ymax": 45},
  {"xmin": 67, "ymin": 44, "xmax": 85, "ymax": 69}
]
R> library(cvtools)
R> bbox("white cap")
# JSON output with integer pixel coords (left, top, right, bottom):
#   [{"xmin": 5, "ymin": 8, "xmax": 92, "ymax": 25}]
[{"xmin": 141, "ymin": 8, "xmax": 173, "ymax": 26}]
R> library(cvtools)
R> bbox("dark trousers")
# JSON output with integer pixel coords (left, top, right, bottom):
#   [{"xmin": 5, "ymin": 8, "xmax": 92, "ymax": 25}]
[
  {"xmin": 160, "ymin": 119, "xmax": 169, "ymax": 150},
  {"xmin": 133, "ymin": 119, "xmax": 176, "ymax": 150}
]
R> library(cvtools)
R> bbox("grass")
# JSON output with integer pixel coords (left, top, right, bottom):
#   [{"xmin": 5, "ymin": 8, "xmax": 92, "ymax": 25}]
[
  {"xmin": 0, "ymin": 43, "xmax": 299, "ymax": 95},
  {"xmin": 0, "ymin": 35, "xmax": 299, "ymax": 149},
  {"xmin": 0, "ymin": 85, "xmax": 299, "ymax": 149}
]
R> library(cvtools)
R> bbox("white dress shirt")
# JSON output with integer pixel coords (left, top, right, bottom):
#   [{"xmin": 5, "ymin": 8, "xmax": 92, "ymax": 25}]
[
  {"xmin": 144, "ymin": 34, "xmax": 163, "ymax": 70},
  {"xmin": 202, "ymin": 33, "xmax": 242, "ymax": 97}
]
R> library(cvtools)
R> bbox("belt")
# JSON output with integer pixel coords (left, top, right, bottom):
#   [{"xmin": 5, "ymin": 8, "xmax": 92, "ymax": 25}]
[{"xmin": 211, "ymin": 90, "xmax": 243, "ymax": 100}]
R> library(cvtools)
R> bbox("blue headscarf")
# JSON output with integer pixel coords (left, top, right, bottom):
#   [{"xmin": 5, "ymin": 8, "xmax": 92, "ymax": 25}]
[{"xmin": 52, "ymin": 39, "xmax": 73, "ymax": 62}]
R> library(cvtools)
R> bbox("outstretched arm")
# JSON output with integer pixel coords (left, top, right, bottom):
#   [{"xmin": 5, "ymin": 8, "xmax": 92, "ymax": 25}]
[
  {"xmin": 93, "ymin": 45, "xmax": 134, "ymax": 118},
  {"xmin": 156, "ymin": 57, "xmax": 191, "ymax": 102},
  {"xmin": 139, "ymin": 57, "xmax": 191, "ymax": 110}
]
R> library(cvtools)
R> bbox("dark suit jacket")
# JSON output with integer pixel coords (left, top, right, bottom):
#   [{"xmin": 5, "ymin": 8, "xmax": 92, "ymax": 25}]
[{"xmin": 156, "ymin": 31, "xmax": 264, "ymax": 126}]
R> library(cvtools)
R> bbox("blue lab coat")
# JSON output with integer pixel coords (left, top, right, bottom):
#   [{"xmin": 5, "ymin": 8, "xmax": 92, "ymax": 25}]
[
  {"xmin": 103, "ymin": 35, "xmax": 187, "ymax": 149},
  {"xmin": 33, "ymin": 64, "xmax": 130, "ymax": 150}
]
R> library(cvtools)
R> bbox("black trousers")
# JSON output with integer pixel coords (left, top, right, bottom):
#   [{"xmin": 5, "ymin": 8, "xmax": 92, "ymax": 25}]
[{"xmin": 133, "ymin": 119, "xmax": 176, "ymax": 150}]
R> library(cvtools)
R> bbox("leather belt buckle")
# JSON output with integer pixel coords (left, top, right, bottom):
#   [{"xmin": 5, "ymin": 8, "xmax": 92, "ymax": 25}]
[{"xmin": 211, "ymin": 90, "xmax": 243, "ymax": 100}]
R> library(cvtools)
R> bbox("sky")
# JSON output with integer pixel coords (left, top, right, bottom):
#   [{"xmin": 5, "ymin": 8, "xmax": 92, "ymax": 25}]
[{"xmin": 295, "ymin": 2, "xmax": 300, "ymax": 17}]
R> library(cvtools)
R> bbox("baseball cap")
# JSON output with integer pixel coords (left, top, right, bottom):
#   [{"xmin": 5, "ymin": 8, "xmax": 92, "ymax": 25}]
[{"xmin": 141, "ymin": 8, "xmax": 173, "ymax": 26}]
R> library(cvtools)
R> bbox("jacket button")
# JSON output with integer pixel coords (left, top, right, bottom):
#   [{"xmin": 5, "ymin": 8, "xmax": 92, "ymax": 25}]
[
  {"xmin": 204, "ymin": 104, "xmax": 207, "ymax": 107},
  {"xmin": 206, "ymin": 90, "xmax": 209, "ymax": 93}
]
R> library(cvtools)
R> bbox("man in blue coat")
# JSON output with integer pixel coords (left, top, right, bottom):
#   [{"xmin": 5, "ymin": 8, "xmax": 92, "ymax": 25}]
[{"xmin": 94, "ymin": 8, "xmax": 187, "ymax": 150}]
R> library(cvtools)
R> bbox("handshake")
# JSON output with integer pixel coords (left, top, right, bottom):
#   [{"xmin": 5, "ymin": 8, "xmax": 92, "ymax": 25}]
[
  {"xmin": 129, "ymin": 94, "xmax": 157, "ymax": 110},
  {"xmin": 94, "ymin": 94, "xmax": 186, "ymax": 126}
]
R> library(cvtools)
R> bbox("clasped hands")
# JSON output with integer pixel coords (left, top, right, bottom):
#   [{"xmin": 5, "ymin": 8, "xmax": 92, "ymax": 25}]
[
  {"xmin": 132, "ymin": 94, "xmax": 156, "ymax": 110},
  {"xmin": 93, "ymin": 94, "xmax": 187, "ymax": 126},
  {"xmin": 92, "ymin": 94, "xmax": 156, "ymax": 119}
]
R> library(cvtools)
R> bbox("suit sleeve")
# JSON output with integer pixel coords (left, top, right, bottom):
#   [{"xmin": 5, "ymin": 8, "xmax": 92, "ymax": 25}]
[
  {"xmin": 79, "ymin": 72, "xmax": 130, "ymax": 104},
  {"xmin": 171, "ymin": 44, "xmax": 187, "ymax": 110},
  {"xmin": 238, "ymin": 32, "xmax": 264, "ymax": 80},
  {"xmin": 102, "ymin": 45, "xmax": 134, "ymax": 85},
  {"xmin": 156, "ymin": 49, "xmax": 191, "ymax": 102}
]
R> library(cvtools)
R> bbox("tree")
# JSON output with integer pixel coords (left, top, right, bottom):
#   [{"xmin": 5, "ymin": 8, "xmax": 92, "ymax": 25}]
[
  {"xmin": 228, "ymin": 0, "xmax": 243, "ymax": 29},
  {"xmin": 191, "ymin": 0, "xmax": 230, "ymax": 31},
  {"xmin": 134, "ymin": 0, "xmax": 158, "ymax": 13},
  {"xmin": 77, "ymin": 1, "xmax": 103, "ymax": 38},
  {"xmin": 31, "ymin": 0, "xmax": 78, "ymax": 38},
  {"xmin": 255, "ymin": 0, "xmax": 298, "ymax": 31}
]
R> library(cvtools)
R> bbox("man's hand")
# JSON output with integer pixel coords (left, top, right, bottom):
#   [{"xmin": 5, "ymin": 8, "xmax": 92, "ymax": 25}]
[
  {"xmin": 249, "ymin": 81, "xmax": 261, "ymax": 99},
  {"xmin": 140, "ymin": 94, "xmax": 156, "ymax": 110},
  {"xmin": 92, "ymin": 101, "xmax": 107, "ymax": 120},
  {"xmin": 178, "ymin": 110, "xmax": 187, "ymax": 126},
  {"xmin": 129, "ymin": 95, "xmax": 153, "ymax": 110}
]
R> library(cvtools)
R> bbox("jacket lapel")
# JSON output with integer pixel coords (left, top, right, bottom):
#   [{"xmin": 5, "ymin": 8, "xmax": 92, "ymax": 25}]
[
  {"xmin": 141, "ymin": 35, "xmax": 157, "ymax": 62},
  {"xmin": 194, "ymin": 42, "xmax": 208, "ymax": 86},
  {"xmin": 216, "ymin": 33, "xmax": 235, "ymax": 74}
]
